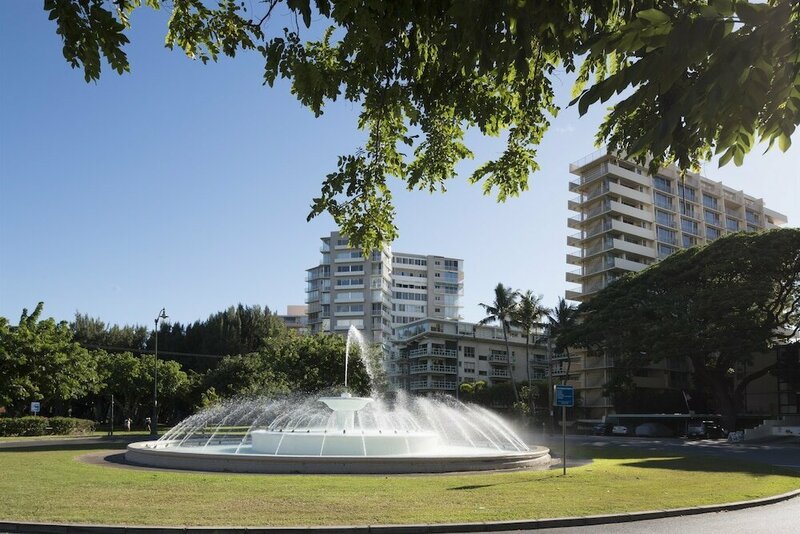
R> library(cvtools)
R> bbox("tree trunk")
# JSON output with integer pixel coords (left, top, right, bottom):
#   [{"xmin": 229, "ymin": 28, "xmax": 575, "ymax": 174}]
[
  {"xmin": 709, "ymin": 373, "xmax": 738, "ymax": 432},
  {"xmin": 504, "ymin": 327, "xmax": 519, "ymax": 402}
]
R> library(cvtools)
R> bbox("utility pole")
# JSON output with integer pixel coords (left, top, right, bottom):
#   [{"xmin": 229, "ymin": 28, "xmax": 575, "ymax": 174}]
[{"xmin": 153, "ymin": 308, "xmax": 168, "ymax": 437}]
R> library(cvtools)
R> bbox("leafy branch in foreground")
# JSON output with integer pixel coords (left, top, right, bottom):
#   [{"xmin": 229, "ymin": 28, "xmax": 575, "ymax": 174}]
[{"xmin": 44, "ymin": 0, "xmax": 800, "ymax": 251}]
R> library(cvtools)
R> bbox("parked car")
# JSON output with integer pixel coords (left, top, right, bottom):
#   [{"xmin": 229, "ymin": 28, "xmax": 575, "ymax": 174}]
[
  {"xmin": 635, "ymin": 422, "xmax": 673, "ymax": 437},
  {"xmin": 591, "ymin": 422, "xmax": 613, "ymax": 435},
  {"xmin": 687, "ymin": 421, "xmax": 726, "ymax": 439},
  {"xmin": 611, "ymin": 424, "xmax": 630, "ymax": 436}
]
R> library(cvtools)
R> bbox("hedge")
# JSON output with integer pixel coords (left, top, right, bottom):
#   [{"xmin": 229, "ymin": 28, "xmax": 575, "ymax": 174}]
[{"xmin": 0, "ymin": 417, "xmax": 95, "ymax": 437}]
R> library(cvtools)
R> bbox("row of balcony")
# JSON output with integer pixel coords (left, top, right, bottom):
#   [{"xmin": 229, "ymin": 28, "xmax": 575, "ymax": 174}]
[
  {"xmin": 406, "ymin": 347, "xmax": 458, "ymax": 359},
  {"xmin": 410, "ymin": 379, "xmax": 457, "ymax": 391},
  {"xmin": 409, "ymin": 364, "xmax": 457, "ymax": 375}
]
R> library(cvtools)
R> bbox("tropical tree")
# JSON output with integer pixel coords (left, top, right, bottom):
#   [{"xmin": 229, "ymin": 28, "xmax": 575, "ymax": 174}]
[
  {"xmin": 0, "ymin": 303, "xmax": 100, "ymax": 415},
  {"xmin": 547, "ymin": 297, "xmax": 579, "ymax": 384},
  {"xmin": 42, "ymin": 1, "xmax": 798, "ymax": 252},
  {"xmin": 96, "ymin": 351, "xmax": 191, "ymax": 424},
  {"xmin": 573, "ymin": 229, "xmax": 800, "ymax": 431},
  {"xmin": 479, "ymin": 283, "xmax": 520, "ymax": 402},
  {"xmin": 513, "ymin": 291, "xmax": 547, "ymax": 412}
]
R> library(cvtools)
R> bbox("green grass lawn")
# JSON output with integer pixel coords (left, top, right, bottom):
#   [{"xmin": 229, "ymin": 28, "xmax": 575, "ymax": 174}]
[{"xmin": 0, "ymin": 442, "xmax": 797, "ymax": 527}]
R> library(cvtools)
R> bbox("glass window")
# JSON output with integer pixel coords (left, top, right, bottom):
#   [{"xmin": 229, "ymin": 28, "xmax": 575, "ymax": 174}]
[
  {"xmin": 677, "ymin": 184, "xmax": 696, "ymax": 202},
  {"xmin": 654, "ymin": 192, "xmax": 673, "ymax": 209},
  {"xmin": 653, "ymin": 176, "xmax": 672, "ymax": 193},
  {"xmin": 704, "ymin": 210, "xmax": 720, "ymax": 226},
  {"xmin": 702, "ymin": 193, "xmax": 718, "ymax": 210},
  {"xmin": 657, "ymin": 226, "xmax": 677, "ymax": 244},
  {"xmin": 655, "ymin": 209, "xmax": 674, "ymax": 227},
  {"xmin": 706, "ymin": 227, "xmax": 721, "ymax": 240},
  {"xmin": 681, "ymin": 218, "xmax": 699, "ymax": 235},
  {"xmin": 726, "ymin": 217, "xmax": 739, "ymax": 231}
]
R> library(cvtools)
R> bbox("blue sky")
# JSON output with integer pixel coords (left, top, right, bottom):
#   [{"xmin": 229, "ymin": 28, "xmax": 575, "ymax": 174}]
[{"xmin": 1, "ymin": 3, "xmax": 798, "ymax": 328}]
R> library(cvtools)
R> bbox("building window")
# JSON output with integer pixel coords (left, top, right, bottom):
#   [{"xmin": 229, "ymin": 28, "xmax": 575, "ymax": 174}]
[
  {"xmin": 679, "ymin": 201, "xmax": 694, "ymax": 218},
  {"xmin": 726, "ymin": 217, "xmax": 739, "ymax": 231},
  {"xmin": 681, "ymin": 218, "xmax": 699, "ymax": 235},
  {"xmin": 706, "ymin": 227, "xmax": 721, "ymax": 240},
  {"xmin": 653, "ymin": 176, "xmax": 672, "ymax": 193},
  {"xmin": 654, "ymin": 192, "xmax": 673, "ymax": 210},
  {"xmin": 677, "ymin": 184, "xmax": 696, "ymax": 202},
  {"xmin": 464, "ymin": 346, "xmax": 475, "ymax": 358},
  {"xmin": 655, "ymin": 209, "xmax": 674, "ymax": 227},
  {"xmin": 682, "ymin": 235, "xmax": 697, "ymax": 248},
  {"xmin": 702, "ymin": 193, "xmax": 718, "ymax": 210},
  {"xmin": 657, "ymin": 243, "xmax": 676, "ymax": 259},
  {"xmin": 656, "ymin": 226, "xmax": 677, "ymax": 244},
  {"xmin": 704, "ymin": 210, "xmax": 720, "ymax": 226}
]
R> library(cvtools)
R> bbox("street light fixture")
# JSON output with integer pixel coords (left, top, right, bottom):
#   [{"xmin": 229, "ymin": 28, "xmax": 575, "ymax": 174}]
[{"xmin": 152, "ymin": 307, "xmax": 168, "ymax": 437}]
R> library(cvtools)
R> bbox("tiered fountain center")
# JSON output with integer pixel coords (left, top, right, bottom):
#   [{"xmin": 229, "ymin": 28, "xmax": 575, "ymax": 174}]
[{"xmin": 250, "ymin": 393, "xmax": 439, "ymax": 457}]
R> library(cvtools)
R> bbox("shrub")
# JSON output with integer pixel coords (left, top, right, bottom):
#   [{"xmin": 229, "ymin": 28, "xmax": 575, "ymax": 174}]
[
  {"xmin": 48, "ymin": 417, "xmax": 95, "ymax": 435},
  {"xmin": 11, "ymin": 416, "xmax": 47, "ymax": 436},
  {"xmin": 0, "ymin": 416, "xmax": 95, "ymax": 436}
]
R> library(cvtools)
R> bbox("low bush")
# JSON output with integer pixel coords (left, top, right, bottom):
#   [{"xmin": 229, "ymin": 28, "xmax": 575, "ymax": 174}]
[
  {"xmin": 0, "ymin": 416, "xmax": 95, "ymax": 436},
  {"xmin": 0, "ymin": 416, "xmax": 48, "ymax": 436},
  {"xmin": 48, "ymin": 417, "xmax": 95, "ymax": 435}
]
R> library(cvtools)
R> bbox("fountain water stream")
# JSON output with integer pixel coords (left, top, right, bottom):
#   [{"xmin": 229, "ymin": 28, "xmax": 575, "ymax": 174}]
[{"xmin": 126, "ymin": 326, "xmax": 550, "ymax": 473}]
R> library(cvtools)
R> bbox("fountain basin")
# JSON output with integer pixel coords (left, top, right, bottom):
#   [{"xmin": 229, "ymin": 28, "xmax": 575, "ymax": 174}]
[
  {"xmin": 126, "ymin": 440, "xmax": 551, "ymax": 474},
  {"xmin": 250, "ymin": 429, "xmax": 440, "ymax": 456}
]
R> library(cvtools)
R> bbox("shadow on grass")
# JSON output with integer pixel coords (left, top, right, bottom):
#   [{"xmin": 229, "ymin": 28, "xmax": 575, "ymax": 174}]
[
  {"xmin": 618, "ymin": 456, "xmax": 800, "ymax": 478},
  {"xmin": 448, "ymin": 484, "xmax": 496, "ymax": 491}
]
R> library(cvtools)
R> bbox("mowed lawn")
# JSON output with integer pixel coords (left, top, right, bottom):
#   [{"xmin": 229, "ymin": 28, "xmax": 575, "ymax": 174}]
[{"xmin": 0, "ymin": 443, "xmax": 797, "ymax": 527}]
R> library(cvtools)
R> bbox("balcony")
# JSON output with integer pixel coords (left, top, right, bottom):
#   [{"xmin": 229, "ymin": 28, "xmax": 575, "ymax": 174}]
[
  {"xmin": 488, "ymin": 353, "xmax": 509, "ymax": 363},
  {"xmin": 408, "ymin": 347, "xmax": 458, "ymax": 359},
  {"xmin": 410, "ymin": 379, "xmax": 457, "ymax": 391},
  {"xmin": 489, "ymin": 368, "xmax": 510, "ymax": 378},
  {"xmin": 409, "ymin": 364, "xmax": 457, "ymax": 375}
]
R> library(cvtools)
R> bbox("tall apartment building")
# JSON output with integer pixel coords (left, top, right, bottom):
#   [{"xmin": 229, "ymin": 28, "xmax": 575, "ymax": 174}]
[
  {"xmin": 567, "ymin": 150, "xmax": 788, "ymax": 302},
  {"xmin": 305, "ymin": 231, "xmax": 464, "ymax": 353},
  {"xmin": 566, "ymin": 150, "xmax": 789, "ymax": 418},
  {"xmin": 390, "ymin": 318, "xmax": 550, "ymax": 394}
]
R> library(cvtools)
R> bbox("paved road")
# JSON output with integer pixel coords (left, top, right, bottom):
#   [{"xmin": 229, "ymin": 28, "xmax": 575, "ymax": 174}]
[{"xmin": 530, "ymin": 497, "xmax": 799, "ymax": 533}]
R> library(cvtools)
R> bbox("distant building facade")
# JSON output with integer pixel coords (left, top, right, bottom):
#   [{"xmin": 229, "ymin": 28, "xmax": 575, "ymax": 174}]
[
  {"xmin": 305, "ymin": 231, "xmax": 464, "ymax": 355},
  {"xmin": 277, "ymin": 305, "xmax": 309, "ymax": 334},
  {"xmin": 390, "ymin": 318, "xmax": 550, "ymax": 394}
]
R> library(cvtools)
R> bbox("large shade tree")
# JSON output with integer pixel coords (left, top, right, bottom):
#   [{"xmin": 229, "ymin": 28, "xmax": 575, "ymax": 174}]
[
  {"xmin": 479, "ymin": 283, "xmax": 520, "ymax": 402},
  {"xmin": 0, "ymin": 303, "xmax": 100, "ymax": 415},
  {"xmin": 42, "ymin": 0, "xmax": 799, "ymax": 251},
  {"xmin": 573, "ymin": 229, "xmax": 800, "ymax": 430}
]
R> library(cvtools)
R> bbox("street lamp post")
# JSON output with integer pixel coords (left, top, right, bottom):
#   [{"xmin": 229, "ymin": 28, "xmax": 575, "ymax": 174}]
[{"xmin": 152, "ymin": 308, "xmax": 168, "ymax": 437}]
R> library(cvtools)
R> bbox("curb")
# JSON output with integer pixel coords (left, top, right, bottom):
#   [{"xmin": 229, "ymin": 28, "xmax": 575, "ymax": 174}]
[{"xmin": 1, "ymin": 489, "xmax": 798, "ymax": 533}]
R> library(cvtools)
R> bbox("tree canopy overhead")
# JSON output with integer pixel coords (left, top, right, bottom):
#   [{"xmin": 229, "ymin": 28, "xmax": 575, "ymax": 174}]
[{"xmin": 44, "ymin": 0, "xmax": 799, "ymax": 251}]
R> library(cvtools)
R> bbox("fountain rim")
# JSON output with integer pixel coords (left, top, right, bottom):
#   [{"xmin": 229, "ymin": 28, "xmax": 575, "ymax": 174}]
[{"xmin": 125, "ymin": 440, "xmax": 551, "ymax": 474}]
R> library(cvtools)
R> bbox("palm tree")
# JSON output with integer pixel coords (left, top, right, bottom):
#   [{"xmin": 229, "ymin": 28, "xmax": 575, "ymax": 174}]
[
  {"xmin": 479, "ymin": 283, "xmax": 520, "ymax": 402},
  {"xmin": 546, "ymin": 297, "xmax": 579, "ymax": 384},
  {"xmin": 514, "ymin": 290, "xmax": 547, "ymax": 412}
]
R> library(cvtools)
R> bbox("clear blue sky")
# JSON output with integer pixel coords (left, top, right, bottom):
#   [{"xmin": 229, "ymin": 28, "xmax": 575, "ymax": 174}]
[{"xmin": 1, "ymin": 3, "xmax": 798, "ymax": 329}]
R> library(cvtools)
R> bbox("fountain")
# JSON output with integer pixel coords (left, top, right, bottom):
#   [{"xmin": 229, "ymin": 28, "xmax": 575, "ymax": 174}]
[{"xmin": 126, "ymin": 327, "xmax": 550, "ymax": 473}]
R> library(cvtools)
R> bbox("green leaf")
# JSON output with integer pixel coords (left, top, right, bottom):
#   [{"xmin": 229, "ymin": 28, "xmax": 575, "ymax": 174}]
[{"xmin": 636, "ymin": 9, "xmax": 670, "ymax": 25}]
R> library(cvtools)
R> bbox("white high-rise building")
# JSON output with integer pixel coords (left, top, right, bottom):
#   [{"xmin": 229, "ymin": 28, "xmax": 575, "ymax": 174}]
[
  {"xmin": 566, "ymin": 150, "xmax": 789, "ymax": 418},
  {"xmin": 305, "ymin": 231, "xmax": 463, "ymax": 355},
  {"xmin": 567, "ymin": 150, "xmax": 788, "ymax": 302}
]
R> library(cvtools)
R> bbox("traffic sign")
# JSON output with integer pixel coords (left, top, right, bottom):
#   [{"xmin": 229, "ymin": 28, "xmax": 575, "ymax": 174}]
[
  {"xmin": 30, "ymin": 401, "xmax": 41, "ymax": 414},
  {"xmin": 554, "ymin": 385, "xmax": 574, "ymax": 407}
]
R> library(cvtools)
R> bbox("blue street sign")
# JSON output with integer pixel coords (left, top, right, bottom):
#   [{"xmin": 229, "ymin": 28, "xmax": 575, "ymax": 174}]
[
  {"xmin": 30, "ymin": 401, "xmax": 41, "ymax": 414},
  {"xmin": 554, "ymin": 385, "xmax": 574, "ymax": 407}
]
